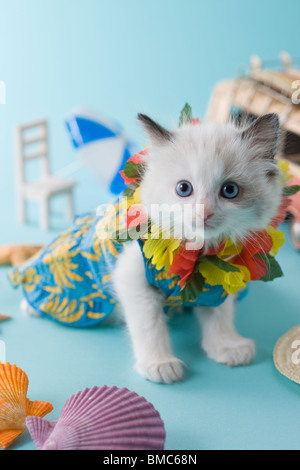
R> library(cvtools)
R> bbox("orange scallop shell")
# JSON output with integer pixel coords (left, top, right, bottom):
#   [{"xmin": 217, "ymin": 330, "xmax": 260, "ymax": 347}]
[{"xmin": 0, "ymin": 362, "xmax": 53, "ymax": 449}]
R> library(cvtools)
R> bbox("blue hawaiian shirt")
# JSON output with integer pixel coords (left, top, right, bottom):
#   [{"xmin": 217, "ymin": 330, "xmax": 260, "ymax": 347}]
[{"xmin": 9, "ymin": 199, "xmax": 229, "ymax": 327}]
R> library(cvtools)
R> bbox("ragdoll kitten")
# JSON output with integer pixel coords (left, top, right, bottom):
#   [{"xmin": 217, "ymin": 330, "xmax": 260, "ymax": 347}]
[
  {"xmin": 112, "ymin": 112, "xmax": 282, "ymax": 384},
  {"xmin": 20, "ymin": 112, "xmax": 282, "ymax": 384}
]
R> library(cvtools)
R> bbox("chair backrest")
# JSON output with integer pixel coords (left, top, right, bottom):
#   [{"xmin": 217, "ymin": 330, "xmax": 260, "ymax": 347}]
[{"xmin": 15, "ymin": 119, "xmax": 50, "ymax": 185}]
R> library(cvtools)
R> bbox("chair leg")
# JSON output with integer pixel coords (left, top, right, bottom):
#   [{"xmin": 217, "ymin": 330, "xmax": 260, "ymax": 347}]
[
  {"xmin": 40, "ymin": 197, "xmax": 50, "ymax": 231},
  {"xmin": 66, "ymin": 189, "xmax": 74, "ymax": 222}
]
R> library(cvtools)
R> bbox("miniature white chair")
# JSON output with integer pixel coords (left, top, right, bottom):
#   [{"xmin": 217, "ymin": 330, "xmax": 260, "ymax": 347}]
[{"xmin": 15, "ymin": 119, "xmax": 76, "ymax": 231}]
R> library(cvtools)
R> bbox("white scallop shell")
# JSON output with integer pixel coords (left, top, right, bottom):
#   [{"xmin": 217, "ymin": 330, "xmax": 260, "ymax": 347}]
[{"xmin": 273, "ymin": 325, "xmax": 300, "ymax": 384}]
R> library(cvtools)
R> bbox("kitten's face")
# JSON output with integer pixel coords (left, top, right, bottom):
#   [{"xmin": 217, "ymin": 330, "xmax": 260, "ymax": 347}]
[{"xmin": 138, "ymin": 114, "xmax": 283, "ymax": 248}]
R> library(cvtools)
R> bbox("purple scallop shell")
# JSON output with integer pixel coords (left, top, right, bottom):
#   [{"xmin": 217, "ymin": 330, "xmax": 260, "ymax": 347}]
[{"xmin": 25, "ymin": 385, "xmax": 166, "ymax": 450}]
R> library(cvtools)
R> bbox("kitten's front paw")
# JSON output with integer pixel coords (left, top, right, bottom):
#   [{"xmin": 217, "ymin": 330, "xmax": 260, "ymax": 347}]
[
  {"xmin": 136, "ymin": 357, "xmax": 184, "ymax": 384},
  {"xmin": 204, "ymin": 337, "xmax": 255, "ymax": 367}
]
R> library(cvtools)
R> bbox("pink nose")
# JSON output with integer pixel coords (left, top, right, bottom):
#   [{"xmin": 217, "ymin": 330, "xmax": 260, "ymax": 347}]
[
  {"xmin": 204, "ymin": 211, "xmax": 214, "ymax": 222},
  {"xmin": 196, "ymin": 208, "xmax": 214, "ymax": 222}
]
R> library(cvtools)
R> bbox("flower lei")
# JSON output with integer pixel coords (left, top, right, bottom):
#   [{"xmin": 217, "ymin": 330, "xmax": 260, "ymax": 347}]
[{"xmin": 117, "ymin": 105, "xmax": 300, "ymax": 303}]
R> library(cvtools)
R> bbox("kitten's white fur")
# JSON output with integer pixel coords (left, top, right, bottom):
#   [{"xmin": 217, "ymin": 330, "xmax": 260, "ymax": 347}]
[
  {"xmin": 20, "ymin": 298, "xmax": 42, "ymax": 317},
  {"xmin": 112, "ymin": 114, "xmax": 281, "ymax": 383},
  {"xmin": 21, "ymin": 114, "xmax": 282, "ymax": 384}
]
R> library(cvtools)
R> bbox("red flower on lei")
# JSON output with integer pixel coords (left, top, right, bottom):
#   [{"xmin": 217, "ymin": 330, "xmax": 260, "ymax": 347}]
[
  {"xmin": 169, "ymin": 243, "xmax": 225, "ymax": 287},
  {"xmin": 119, "ymin": 149, "xmax": 148, "ymax": 185}
]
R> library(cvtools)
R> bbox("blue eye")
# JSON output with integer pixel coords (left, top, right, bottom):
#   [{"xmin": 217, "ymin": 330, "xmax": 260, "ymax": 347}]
[
  {"xmin": 221, "ymin": 182, "xmax": 239, "ymax": 199},
  {"xmin": 176, "ymin": 180, "xmax": 193, "ymax": 197}
]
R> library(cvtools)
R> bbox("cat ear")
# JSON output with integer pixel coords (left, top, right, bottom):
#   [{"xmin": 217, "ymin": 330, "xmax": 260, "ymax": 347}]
[
  {"xmin": 241, "ymin": 113, "xmax": 280, "ymax": 159},
  {"xmin": 137, "ymin": 113, "xmax": 174, "ymax": 146}
]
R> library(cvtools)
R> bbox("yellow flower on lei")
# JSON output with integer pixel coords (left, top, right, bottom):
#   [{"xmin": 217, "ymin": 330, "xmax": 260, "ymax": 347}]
[
  {"xmin": 198, "ymin": 238, "xmax": 251, "ymax": 295},
  {"xmin": 143, "ymin": 229, "xmax": 182, "ymax": 271},
  {"xmin": 278, "ymin": 159, "xmax": 293, "ymax": 184},
  {"xmin": 198, "ymin": 261, "xmax": 250, "ymax": 295},
  {"xmin": 266, "ymin": 225, "xmax": 285, "ymax": 256}
]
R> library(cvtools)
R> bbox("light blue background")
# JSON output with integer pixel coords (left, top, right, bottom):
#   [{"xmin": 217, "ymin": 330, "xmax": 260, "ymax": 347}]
[{"xmin": 0, "ymin": 0, "xmax": 300, "ymax": 451}]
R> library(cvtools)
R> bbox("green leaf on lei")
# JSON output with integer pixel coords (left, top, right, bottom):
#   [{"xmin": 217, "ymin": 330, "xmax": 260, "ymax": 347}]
[
  {"xmin": 123, "ymin": 161, "xmax": 146, "ymax": 179},
  {"xmin": 180, "ymin": 271, "xmax": 205, "ymax": 303},
  {"xmin": 255, "ymin": 253, "xmax": 284, "ymax": 281},
  {"xmin": 199, "ymin": 255, "xmax": 241, "ymax": 273},
  {"xmin": 282, "ymin": 185, "xmax": 300, "ymax": 197},
  {"xmin": 123, "ymin": 184, "xmax": 137, "ymax": 197},
  {"xmin": 179, "ymin": 103, "xmax": 192, "ymax": 127}
]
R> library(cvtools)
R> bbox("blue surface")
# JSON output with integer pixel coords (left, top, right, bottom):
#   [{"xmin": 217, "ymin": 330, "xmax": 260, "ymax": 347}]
[{"xmin": 0, "ymin": 0, "xmax": 300, "ymax": 451}]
